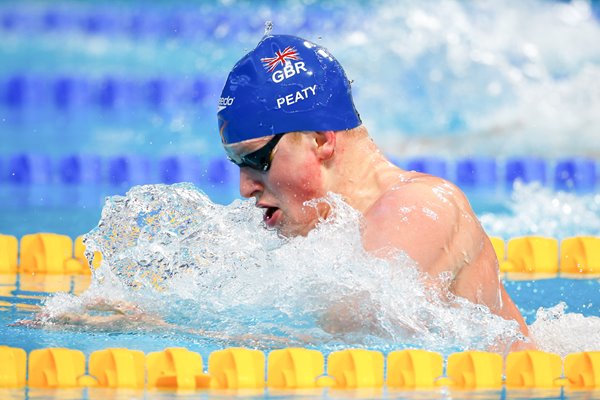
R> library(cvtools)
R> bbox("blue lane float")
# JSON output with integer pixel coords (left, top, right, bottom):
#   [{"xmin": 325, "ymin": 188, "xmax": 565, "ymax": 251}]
[
  {"xmin": 94, "ymin": 78, "xmax": 118, "ymax": 110},
  {"xmin": 405, "ymin": 157, "xmax": 448, "ymax": 180},
  {"xmin": 0, "ymin": 9, "xmax": 18, "ymax": 31},
  {"xmin": 505, "ymin": 157, "xmax": 547, "ymax": 186},
  {"xmin": 3, "ymin": 75, "xmax": 26, "ymax": 109},
  {"xmin": 455, "ymin": 157, "xmax": 497, "ymax": 188},
  {"xmin": 0, "ymin": 5, "xmax": 341, "ymax": 40},
  {"xmin": 145, "ymin": 78, "xmax": 165, "ymax": 109},
  {"xmin": 42, "ymin": 10, "xmax": 63, "ymax": 31},
  {"xmin": 57, "ymin": 155, "xmax": 103, "ymax": 185},
  {"xmin": 1, "ymin": 154, "xmax": 598, "ymax": 194},
  {"xmin": 159, "ymin": 155, "xmax": 203, "ymax": 185},
  {"xmin": 1, "ymin": 75, "xmax": 213, "ymax": 112},
  {"xmin": 53, "ymin": 77, "xmax": 75, "ymax": 110},
  {"xmin": 81, "ymin": 12, "xmax": 111, "ymax": 35},
  {"xmin": 6, "ymin": 154, "xmax": 53, "ymax": 185},
  {"xmin": 107, "ymin": 155, "xmax": 152, "ymax": 187},
  {"xmin": 205, "ymin": 157, "xmax": 238, "ymax": 186},
  {"xmin": 554, "ymin": 158, "xmax": 597, "ymax": 193}
]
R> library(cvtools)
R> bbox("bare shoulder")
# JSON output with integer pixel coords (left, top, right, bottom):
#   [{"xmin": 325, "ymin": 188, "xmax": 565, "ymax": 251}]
[
  {"xmin": 362, "ymin": 172, "xmax": 481, "ymax": 274},
  {"xmin": 366, "ymin": 172, "xmax": 472, "ymax": 226}
]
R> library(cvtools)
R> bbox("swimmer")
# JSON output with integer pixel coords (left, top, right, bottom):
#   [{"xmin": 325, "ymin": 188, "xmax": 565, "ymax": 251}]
[{"xmin": 218, "ymin": 34, "xmax": 532, "ymax": 348}]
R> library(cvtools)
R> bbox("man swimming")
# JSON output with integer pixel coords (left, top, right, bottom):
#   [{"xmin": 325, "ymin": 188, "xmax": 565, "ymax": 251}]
[
  {"xmin": 218, "ymin": 34, "xmax": 531, "ymax": 345},
  {"xmin": 17, "ymin": 34, "xmax": 530, "ymax": 350}
]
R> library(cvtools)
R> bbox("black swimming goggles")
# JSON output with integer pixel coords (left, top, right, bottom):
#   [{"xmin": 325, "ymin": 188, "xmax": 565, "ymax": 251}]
[{"xmin": 226, "ymin": 134, "xmax": 285, "ymax": 172}]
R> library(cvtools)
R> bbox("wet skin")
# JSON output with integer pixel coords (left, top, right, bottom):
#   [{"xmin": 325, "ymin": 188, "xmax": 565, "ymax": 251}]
[{"xmin": 226, "ymin": 127, "xmax": 531, "ymax": 347}]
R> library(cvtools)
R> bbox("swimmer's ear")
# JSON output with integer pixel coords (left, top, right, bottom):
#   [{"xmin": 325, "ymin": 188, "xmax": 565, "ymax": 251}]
[{"xmin": 314, "ymin": 131, "xmax": 336, "ymax": 161}]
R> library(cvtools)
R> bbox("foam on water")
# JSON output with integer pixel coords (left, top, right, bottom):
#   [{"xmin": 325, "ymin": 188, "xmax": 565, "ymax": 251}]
[
  {"xmin": 480, "ymin": 182, "xmax": 600, "ymax": 240},
  {"xmin": 530, "ymin": 303, "xmax": 600, "ymax": 357},
  {"xmin": 480, "ymin": 182, "xmax": 600, "ymax": 355},
  {"xmin": 332, "ymin": 0, "xmax": 600, "ymax": 158},
  {"xmin": 35, "ymin": 183, "xmax": 520, "ymax": 353},
  {"xmin": 36, "ymin": 183, "xmax": 600, "ymax": 354}
]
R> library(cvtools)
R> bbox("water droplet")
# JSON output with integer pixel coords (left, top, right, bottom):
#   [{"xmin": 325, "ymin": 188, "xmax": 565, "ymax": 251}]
[{"xmin": 264, "ymin": 21, "xmax": 273, "ymax": 36}]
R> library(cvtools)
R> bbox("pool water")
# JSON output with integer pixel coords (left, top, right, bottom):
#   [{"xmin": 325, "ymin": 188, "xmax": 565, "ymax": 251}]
[
  {"xmin": 1, "ymin": 0, "xmax": 600, "ymax": 397},
  {"xmin": 0, "ymin": 183, "xmax": 598, "ymax": 362},
  {"xmin": 1, "ymin": 273, "xmax": 598, "ymax": 357},
  {"xmin": 0, "ymin": 382, "xmax": 597, "ymax": 400},
  {"xmin": 1, "ymin": 272, "xmax": 599, "ymax": 398}
]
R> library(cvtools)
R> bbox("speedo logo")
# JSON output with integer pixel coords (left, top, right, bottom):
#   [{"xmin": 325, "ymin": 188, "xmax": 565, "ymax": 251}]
[{"xmin": 217, "ymin": 96, "xmax": 234, "ymax": 112}]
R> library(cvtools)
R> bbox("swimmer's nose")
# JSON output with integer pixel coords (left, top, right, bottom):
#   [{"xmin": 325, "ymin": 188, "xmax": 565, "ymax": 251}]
[{"xmin": 239, "ymin": 168, "xmax": 263, "ymax": 199}]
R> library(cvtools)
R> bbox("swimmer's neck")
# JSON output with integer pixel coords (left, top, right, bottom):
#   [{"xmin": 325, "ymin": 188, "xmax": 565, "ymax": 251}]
[{"xmin": 325, "ymin": 130, "xmax": 405, "ymax": 214}]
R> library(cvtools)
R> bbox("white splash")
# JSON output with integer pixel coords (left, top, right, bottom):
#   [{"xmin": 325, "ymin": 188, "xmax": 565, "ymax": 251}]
[
  {"xmin": 327, "ymin": 0, "xmax": 600, "ymax": 157},
  {"xmin": 480, "ymin": 182, "xmax": 600, "ymax": 240},
  {"xmin": 530, "ymin": 302, "xmax": 600, "ymax": 357},
  {"xmin": 37, "ymin": 183, "xmax": 528, "ymax": 353}
]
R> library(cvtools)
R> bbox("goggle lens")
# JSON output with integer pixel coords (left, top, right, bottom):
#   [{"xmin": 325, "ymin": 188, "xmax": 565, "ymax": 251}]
[{"xmin": 227, "ymin": 134, "xmax": 284, "ymax": 172}]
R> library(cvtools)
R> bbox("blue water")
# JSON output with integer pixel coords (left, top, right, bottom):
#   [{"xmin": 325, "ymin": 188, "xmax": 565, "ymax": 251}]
[
  {"xmin": 1, "ymin": 4, "xmax": 600, "ymax": 396},
  {"xmin": 0, "ymin": 273, "xmax": 598, "ymax": 359}
]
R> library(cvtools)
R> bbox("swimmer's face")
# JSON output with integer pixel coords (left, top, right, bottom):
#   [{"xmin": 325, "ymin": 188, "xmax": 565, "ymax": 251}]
[{"xmin": 224, "ymin": 132, "xmax": 329, "ymax": 237}]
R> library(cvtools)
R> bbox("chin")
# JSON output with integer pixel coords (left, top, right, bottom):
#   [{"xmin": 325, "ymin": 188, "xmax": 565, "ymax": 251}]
[
  {"xmin": 277, "ymin": 227, "xmax": 300, "ymax": 238},
  {"xmin": 279, "ymin": 221, "xmax": 318, "ymax": 238},
  {"xmin": 275, "ymin": 223, "xmax": 303, "ymax": 238}
]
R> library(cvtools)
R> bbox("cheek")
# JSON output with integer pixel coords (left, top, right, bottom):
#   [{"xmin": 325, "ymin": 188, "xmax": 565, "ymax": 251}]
[
  {"xmin": 273, "ymin": 160, "xmax": 323, "ymax": 201},
  {"xmin": 292, "ymin": 161, "xmax": 323, "ymax": 199}
]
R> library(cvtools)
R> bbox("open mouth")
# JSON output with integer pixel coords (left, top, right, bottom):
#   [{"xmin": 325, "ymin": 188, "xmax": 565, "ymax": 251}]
[{"xmin": 263, "ymin": 206, "xmax": 279, "ymax": 225}]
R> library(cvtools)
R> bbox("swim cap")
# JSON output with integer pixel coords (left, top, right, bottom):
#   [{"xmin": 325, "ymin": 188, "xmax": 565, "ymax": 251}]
[{"xmin": 217, "ymin": 34, "xmax": 361, "ymax": 144}]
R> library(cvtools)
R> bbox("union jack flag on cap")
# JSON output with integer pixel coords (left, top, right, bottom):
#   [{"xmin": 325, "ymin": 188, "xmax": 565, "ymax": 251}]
[{"xmin": 260, "ymin": 46, "xmax": 301, "ymax": 72}]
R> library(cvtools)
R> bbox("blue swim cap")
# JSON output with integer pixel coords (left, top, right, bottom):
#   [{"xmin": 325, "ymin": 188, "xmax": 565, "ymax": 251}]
[{"xmin": 217, "ymin": 34, "xmax": 361, "ymax": 144}]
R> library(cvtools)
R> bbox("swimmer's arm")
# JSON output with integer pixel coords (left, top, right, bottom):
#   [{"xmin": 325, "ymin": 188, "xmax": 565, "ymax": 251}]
[
  {"xmin": 11, "ymin": 299, "xmax": 171, "ymax": 331},
  {"xmin": 363, "ymin": 179, "xmax": 531, "ymax": 340},
  {"xmin": 363, "ymin": 179, "xmax": 502, "ymax": 303},
  {"xmin": 363, "ymin": 179, "xmax": 464, "ymax": 277},
  {"xmin": 12, "ymin": 298, "xmax": 296, "ymax": 346}
]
